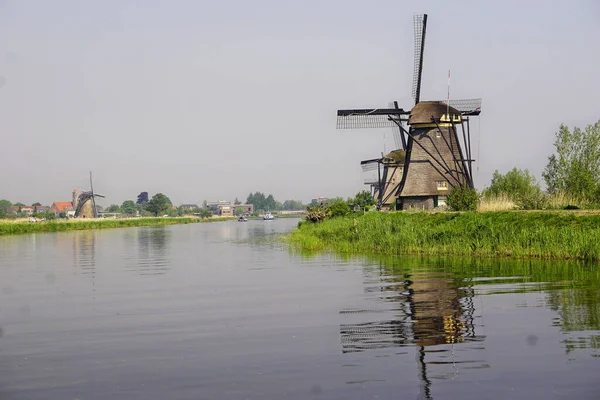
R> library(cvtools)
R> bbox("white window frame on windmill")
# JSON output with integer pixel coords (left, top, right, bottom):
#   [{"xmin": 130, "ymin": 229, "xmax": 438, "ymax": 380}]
[
  {"xmin": 440, "ymin": 113, "xmax": 462, "ymax": 123},
  {"xmin": 436, "ymin": 180, "xmax": 448, "ymax": 190}
]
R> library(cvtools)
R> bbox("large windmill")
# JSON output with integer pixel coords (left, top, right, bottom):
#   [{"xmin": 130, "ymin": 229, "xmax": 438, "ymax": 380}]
[
  {"xmin": 74, "ymin": 171, "xmax": 105, "ymax": 218},
  {"xmin": 337, "ymin": 14, "xmax": 481, "ymax": 210}
]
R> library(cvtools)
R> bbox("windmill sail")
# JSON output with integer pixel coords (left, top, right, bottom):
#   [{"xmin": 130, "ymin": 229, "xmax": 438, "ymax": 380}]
[
  {"xmin": 334, "ymin": 13, "xmax": 482, "ymax": 211},
  {"xmin": 412, "ymin": 14, "xmax": 428, "ymax": 104}
]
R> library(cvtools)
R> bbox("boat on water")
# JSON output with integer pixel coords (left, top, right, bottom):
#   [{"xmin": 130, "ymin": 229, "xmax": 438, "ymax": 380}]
[
  {"xmin": 238, "ymin": 215, "xmax": 248, "ymax": 222},
  {"xmin": 263, "ymin": 211, "xmax": 274, "ymax": 221}
]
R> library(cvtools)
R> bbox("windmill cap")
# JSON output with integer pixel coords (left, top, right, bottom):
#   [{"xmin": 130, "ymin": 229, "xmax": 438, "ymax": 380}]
[{"xmin": 408, "ymin": 101, "xmax": 461, "ymax": 125}]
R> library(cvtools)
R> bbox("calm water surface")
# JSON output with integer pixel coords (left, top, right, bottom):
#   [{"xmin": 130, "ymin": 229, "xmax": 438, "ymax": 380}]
[{"xmin": 1, "ymin": 219, "xmax": 599, "ymax": 399}]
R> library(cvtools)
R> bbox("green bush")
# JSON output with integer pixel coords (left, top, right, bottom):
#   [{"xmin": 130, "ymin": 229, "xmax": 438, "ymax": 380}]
[
  {"xmin": 518, "ymin": 189, "xmax": 548, "ymax": 210},
  {"xmin": 483, "ymin": 167, "xmax": 547, "ymax": 210},
  {"xmin": 447, "ymin": 187, "xmax": 479, "ymax": 211},
  {"xmin": 326, "ymin": 199, "xmax": 351, "ymax": 218}
]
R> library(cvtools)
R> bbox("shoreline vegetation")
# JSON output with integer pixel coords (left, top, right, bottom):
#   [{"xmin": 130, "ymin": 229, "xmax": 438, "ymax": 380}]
[
  {"xmin": 0, "ymin": 216, "xmax": 233, "ymax": 236},
  {"xmin": 287, "ymin": 211, "xmax": 600, "ymax": 262}
]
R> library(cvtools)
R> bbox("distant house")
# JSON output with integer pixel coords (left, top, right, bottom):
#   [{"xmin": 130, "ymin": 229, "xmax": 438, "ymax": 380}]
[
  {"xmin": 50, "ymin": 201, "xmax": 73, "ymax": 216},
  {"xmin": 181, "ymin": 204, "xmax": 199, "ymax": 210},
  {"xmin": 205, "ymin": 200, "xmax": 231, "ymax": 207},
  {"xmin": 7, "ymin": 205, "xmax": 38, "ymax": 215},
  {"xmin": 217, "ymin": 205, "xmax": 233, "ymax": 217},
  {"xmin": 234, "ymin": 204, "xmax": 254, "ymax": 214},
  {"xmin": 20, "ymin": 206, "xmax": 35, "ymax": 215}
]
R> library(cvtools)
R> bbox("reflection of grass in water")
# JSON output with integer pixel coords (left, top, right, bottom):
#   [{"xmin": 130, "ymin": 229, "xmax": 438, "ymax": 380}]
[
  {"xmin": 299, "ymin": 251, "xmax": 600, "ymax": 337},
  {"xmin": 287, "ymin": 211, "xmax": 600, "ymax": 261}
]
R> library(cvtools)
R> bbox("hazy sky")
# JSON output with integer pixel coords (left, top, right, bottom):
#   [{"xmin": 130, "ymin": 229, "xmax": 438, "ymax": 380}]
[{"xmin": 1, "ymin": 0, "xmax": 599, "ymax": 206}]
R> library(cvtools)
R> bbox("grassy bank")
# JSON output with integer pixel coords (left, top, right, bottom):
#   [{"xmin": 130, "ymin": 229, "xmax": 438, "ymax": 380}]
[
  {"xmin": 287, "ymin": 211, "xmax": 600, "ymax": 261},
  {"xmin": 0, "ymin": 217, "xmax": 215, "ymax": 236}
]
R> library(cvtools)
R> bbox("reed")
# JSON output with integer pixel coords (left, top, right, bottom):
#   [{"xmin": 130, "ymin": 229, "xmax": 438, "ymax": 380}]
[
  {"xmin": 0, "ymin": 217, "xmax": 207, "ymax": 236},
  {"xmin": 477, "ymin": 194, "xmax": 517, "ymax": 212},
  {"xmin": 287, "ymin": 211, "xmax": 600, "ymax": 261}
]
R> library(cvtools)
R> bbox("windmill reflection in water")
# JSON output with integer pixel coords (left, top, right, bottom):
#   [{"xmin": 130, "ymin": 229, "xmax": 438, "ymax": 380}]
[{"xmin": 340, "ymin": 264, "xmax": 487, "ymax": 399}]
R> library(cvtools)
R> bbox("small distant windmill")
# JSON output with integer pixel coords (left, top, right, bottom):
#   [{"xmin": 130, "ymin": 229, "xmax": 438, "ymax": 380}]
[
  {"xmin": 337, "ymin": 14, "xmax": 482, "ymax": 210},
  {"xmin": 74, "ymin": 171, "xmax": 105, "ymax": 218}
]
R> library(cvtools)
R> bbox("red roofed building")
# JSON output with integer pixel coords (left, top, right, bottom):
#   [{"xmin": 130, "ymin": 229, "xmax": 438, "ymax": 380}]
[{"xmin": 50, "ymin": 201, "xmax": 73, "ymax": 216}]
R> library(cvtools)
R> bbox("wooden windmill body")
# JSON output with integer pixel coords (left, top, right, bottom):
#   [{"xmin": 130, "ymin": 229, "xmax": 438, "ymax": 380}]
[{"xmin": 337, "ymin": 15, "xmax": 481, "ymax": 210}]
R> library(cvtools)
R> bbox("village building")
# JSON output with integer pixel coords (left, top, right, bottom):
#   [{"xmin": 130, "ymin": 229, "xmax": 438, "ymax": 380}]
[
  {"xmin": 217, "ymin": 204, "xmax": 233, "ymax": 217},
  {"xmin": 233, "ymin": 204, "xmax": 254, "ymax": 214},
  {"xmin": 50, "ymin": 201, "xmax": 74, "ymax": 216}
]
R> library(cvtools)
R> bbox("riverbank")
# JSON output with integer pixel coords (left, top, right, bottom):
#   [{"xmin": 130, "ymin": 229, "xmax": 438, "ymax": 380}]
[
  {"xmin": 287, "ymin": 211, "xmax": 600, "ymax": 261},
  {"xmin": 0, "ymin": 216, "xmax": 225, "ymax": 236}
]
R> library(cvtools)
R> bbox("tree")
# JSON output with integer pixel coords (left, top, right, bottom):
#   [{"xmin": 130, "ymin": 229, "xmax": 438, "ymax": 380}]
[
  {"xmin": 0, "ymin": 199, "xmax": 11, "ymax": 215},
  {"xmin": 247, "ymin": 192, "xmax": 266, "ymax": 210},
  {"xmin": 199, "ymin": 208, "xmax": 212, "ymax": 218},
  {"xmin": 234, "ymin": 197, "xmax": 241, "ymax": 205},
  {"xmin": 265, "ymin": 194, "xmax": 276, "ymax": 211},
  {"xmin": 234, "ymin": 206, "xmax": 246, "ymax": 215},
  {"xmin": 106, "ymin": 204, "xmax": 121, "ymax": 213},
  {"xmin": 282, "ymin": 200, "xmax": 305, "ymax": 210},
  {"xmin": 246, "ymin": 192, "xmax": 280, "ymax": 210},
  {"xmin": 14, "ymin": 202, "xmax": 25, "ymax": 207},
  {"xmin": 484, "ymin": 168, "xmax": 538, "ymax": 198},
  {"xmin": 121, "ymin": 200, "xmax": 137, "ymax": 215},
  {"xmin": 543, "ymin": 121, "xmax": 600, "ymax": 201},
  {"xmin": 347, "ymin": 190, "xmax": 374, "ymax": 208},
  {"xmin": 326, "ymin": 198, "xmax": 351, "ymax": 218},
  {"xmin": 482, "ymin": 168, "xmax": 545, "ymax": 209},
  {"xmin": 32, "ymin": 202, "xmax": 41, "ymax": 207},
  {"xmin": 146, "ymin": 193, "xmax": 172, "ymax": 216},
  {"xmin": 136, "ymin": 192, "xmax": 149, "ymax": 205},
  {"xmin": 447, "ymin": 187, "xmax": 479, "ymax": 211}
]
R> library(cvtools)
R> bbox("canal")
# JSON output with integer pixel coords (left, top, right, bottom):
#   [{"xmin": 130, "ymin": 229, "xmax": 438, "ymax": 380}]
[{"xmin": 0, "ymin": 219, "xmax": 599, "ymax": 399}]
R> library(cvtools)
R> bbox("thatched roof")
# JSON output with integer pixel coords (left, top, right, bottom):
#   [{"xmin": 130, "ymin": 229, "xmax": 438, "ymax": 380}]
[
  {"xmin": 383, "ymin": 149, "xmax": 405, "ymax": 165},
  {"xmin": 408, "ymin": 101, "xmax": 460, "ymax": 125}
]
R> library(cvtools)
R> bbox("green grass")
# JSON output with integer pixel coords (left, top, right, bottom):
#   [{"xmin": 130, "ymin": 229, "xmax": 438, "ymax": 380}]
[
  {"xmin": 286, "ymin": 211, "xmax": 600, "ymax": 262},
  {"xmin": 0, "ymin": 217, "xmax": 213, "ymax": 236}
]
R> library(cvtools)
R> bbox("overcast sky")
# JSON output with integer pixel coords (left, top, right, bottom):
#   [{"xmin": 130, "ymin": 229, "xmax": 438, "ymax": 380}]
[{"xmin": 1, "ymin": 0, "xmax": 599, "ymax": 206}]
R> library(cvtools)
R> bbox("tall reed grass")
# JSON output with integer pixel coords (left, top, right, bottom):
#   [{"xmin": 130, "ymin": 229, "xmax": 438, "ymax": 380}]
[
  {"xmin": 477, "ymin": 194, "xmax": 517, "ymax": 212},
  {"xmin": 0, "ymin": 217, "xmax": 205, "ymax": 236},
  {"xmin": 287, "ymin": 211, "xmax": 600, "ymax": 261}
]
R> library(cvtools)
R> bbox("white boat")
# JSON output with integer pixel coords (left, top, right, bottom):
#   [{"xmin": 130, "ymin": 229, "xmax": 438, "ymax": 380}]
[
  {"xmin": 237, "ymin": 215, "xmax": 248, "ymax": 222},
  {"xmin": 263, "ymin": 211, "xmax": 274, "ymax": 221}
]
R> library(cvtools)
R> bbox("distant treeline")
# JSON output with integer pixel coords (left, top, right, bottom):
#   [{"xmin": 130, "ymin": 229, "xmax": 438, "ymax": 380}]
[{"xmin": 244, "ymin": 192, "xmax": 305, "ymax": 211}]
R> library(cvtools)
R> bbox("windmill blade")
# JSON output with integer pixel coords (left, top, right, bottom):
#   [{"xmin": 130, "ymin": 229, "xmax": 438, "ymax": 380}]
[
  {"xmin": 412, "ymin": 14, "xmax": 428, "ymax": 104},
  {"xmin": 388, "ymin": 101, "xmax": 401, "ymax": 149},
  {"xmin": 336, "ymin": 108, "xmax": 409, "ymax": 129},
  {"xmin": 441, "ymin": 98, "xmax": 482, "ymax": 116},
  {"xmin": 89, "ymin": 171, "xmax": 98, "ymax": 218},
  {"xmin": 361, "ymin": 160, "xmax": 381, "ymax": 172}
]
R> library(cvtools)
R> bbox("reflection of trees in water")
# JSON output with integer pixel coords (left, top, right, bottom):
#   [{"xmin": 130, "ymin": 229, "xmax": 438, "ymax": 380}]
[
  {"xmin": 132, "ymin": 227, "xmax": 172, "ymax": 275},
  {"xmin": 72, "ymin": 231, "xmax": 96, "ymax": 277},
  {"xmin": 547, "ymin": 285, "xmax": 600, "ymax": 354}
]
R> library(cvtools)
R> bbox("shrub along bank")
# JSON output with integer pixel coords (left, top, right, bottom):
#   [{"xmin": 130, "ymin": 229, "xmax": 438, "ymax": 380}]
[
  {"xmin": 0, "ymin": 217, "xmax": 208, "ymax": 236},
  {"xmin": 287, "ymin": 211, "xmax": 600, "ymax": 262}
]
